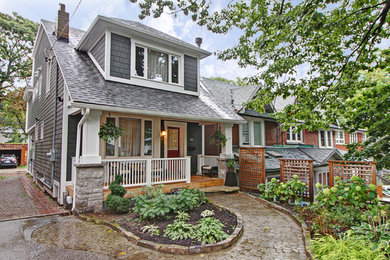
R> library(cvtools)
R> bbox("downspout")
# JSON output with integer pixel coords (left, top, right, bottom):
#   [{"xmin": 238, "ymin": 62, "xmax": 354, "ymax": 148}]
[{"xmin": 72, "ymin": 108, "xmax": 90, "ymax": 211}]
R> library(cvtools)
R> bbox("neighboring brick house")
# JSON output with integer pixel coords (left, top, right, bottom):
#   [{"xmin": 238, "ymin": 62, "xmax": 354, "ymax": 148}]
[
  {"xmin": 201, "ymin": 77, "xmax": 367, "ymax": 153},
  {"xmin": 24, "ymin": 4, "xmax": 245, "ymax": 212}
]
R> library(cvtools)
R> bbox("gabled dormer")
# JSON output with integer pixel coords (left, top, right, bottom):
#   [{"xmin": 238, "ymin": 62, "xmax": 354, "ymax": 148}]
[{"xmin": 76, "ymin": 16, "xmax": 211, "ymax": 96}]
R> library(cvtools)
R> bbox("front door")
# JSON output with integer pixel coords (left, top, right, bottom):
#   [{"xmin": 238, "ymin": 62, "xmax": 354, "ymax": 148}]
[{"xmin": 167, "ymin": 127, "xmax": 180, "ymax": 158}]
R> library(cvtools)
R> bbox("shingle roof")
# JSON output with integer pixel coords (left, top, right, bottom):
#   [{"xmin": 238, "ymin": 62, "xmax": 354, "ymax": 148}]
[
  {"xmin": 40, "ymin": 20, "xmax": 244, "ymax": 123},
  {"xmin": 200, "ymin": 77, "xmax": 238, "ymax": 106},
  {"xmin": 264, "ymin": 147, "xmax": 343, "ymax": 172}
]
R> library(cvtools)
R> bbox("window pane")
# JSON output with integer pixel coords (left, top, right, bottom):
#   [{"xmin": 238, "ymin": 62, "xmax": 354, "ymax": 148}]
[
  {"xmin": 327, "ymin": 131, "xmax": 332, "ymax": 147},
  {"xmin": 297, "ymin": 131, "xmax": 301, "ymax": 141},
  {"xmin": 105, "ymin": 117, "xmax": 116, "ymax": 156},
  {"xmin": 254, "ymin": 122, "xmax": 262, "ymax": 145},
  {"xmin": 242, "ymin": 123, "xmax": 249, "ymax": 145},
  {"xmin": 320, "ymin": 131, "xmax": 326, "ymax": 147},
  {"xmin": 287, "ymin": 127, "xmax": 291, "ymax": 140},
  {"xmin": 119, "ymin": 118, "xmax": 141, "ymax": 157},
  {"xmin": 148, "ymin": 49, "xmax": 168, "ymax": 82},
  {"xmin": 135, "ymin": 46, "xmax": 144, "ymax": 77},
  {"xmin": 144, "ymin": 120, "xmax": 152, "ymax": 156},
  {"xmin": 171, "ymin": 56, "xmax": 179, "ymax": 84}
]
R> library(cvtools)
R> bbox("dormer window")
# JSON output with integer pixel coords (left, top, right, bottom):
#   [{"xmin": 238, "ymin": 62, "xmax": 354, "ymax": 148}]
[{"xmin": 134, "ymin": 45, "xmax": 181, "ymax": 85}]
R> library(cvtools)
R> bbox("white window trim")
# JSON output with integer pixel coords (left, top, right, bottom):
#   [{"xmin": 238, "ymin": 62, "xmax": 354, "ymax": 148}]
[
  {"xmin": 99, "ymin": 30, "xmax": 199, "ymax": 96},
  {"xmin": 239, "ymin": 119, "xmax": 265, "ymax": 147},
  {"xmin": 350, "ymin": 132, "xmax": 358, "ymax": 143},
  {"xmin": 318, "ymin": 130, "xmax": 333, "ymax": 148},
  {"xmin": 34, "ymin": 123, "xmax": 38, "ymax": 141},
  {"xmin": 335, "ymin": 130, "xmax": 345, "ymax": 145},
  {"xmin": 103, "ymin": 114, "xmax": 154, "ymax": 159},
  {"xmin": 361, "ymin": 132, "xmax": 367, "ymax": 142},
  {"xmin": 40, "ymin": 121, "xmax": 44, "ymax": 140},
  {"xmin": 286, "ymin": 126, "xmax": 303, "ymax": 143},
  {"xmin": 45, "ymin": 60, "xmax": 51, "ymax": 96}
]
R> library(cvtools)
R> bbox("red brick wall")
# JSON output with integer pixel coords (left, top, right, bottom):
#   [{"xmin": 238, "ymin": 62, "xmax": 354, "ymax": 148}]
[
  {"xmin": 303, "ymin": 130, "xmax": 318, "ymax": 146},
  {"xmin": 232, "ymin": 124, "xmax": 239, "ymax": 147},
  {"xmin": 204, "ymin": 124, "xmax": 220, "ymax": 155},
  {"xmin": 265, "ymin": 121, "xmax": 281, "ymax": 146}
]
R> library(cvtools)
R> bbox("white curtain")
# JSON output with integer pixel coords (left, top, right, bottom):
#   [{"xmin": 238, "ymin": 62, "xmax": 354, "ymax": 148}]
[
  {"xmin": 119, "ymin": 118, "xmax": 141, "ymax": 157},
  {"xmin": 148, "ymin": 49, "xmax": 168, "ymax": 82}
]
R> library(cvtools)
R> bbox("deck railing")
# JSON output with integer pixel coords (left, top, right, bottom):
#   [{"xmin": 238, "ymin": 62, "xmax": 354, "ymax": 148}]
[{"xmin": 103, "ymin": 157, "xmax": 191, "ymax": 188}]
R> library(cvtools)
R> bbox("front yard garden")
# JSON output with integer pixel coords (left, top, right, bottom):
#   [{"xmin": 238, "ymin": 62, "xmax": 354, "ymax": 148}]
[
  {"xmin": 257, "ymin": 175, "xmax": 390, "ymax": 259},
  {"xmin": 87, "ymin": 175, "xmax": 238, "ymax": 250}
]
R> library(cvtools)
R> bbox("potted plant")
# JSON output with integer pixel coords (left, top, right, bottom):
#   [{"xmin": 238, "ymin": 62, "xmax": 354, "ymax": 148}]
[
  {"xmin": 225, "ymin": 159, "xmax": 237, "ymax": 187},
  {"xmin": 98, "ymin": 120, "xmax": 124, "ymax": 142},
  {"xmin": 209, "ymin": 130, "xmax": 227, "ymax": 149}
]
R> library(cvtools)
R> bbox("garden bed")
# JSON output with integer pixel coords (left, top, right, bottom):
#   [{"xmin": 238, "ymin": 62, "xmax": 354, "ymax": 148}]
[{"xmin": 87, "ymin": 201, "xmax": 237, "ymax": 247}]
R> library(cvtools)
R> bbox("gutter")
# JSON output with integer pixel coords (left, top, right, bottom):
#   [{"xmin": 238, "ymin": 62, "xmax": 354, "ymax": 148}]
[{"xmin": 72, "ymin": 108, "xmax": 90, "ymax": 211}]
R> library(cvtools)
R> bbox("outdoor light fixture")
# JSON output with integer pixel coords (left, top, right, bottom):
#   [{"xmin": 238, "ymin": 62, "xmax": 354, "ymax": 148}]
[{"xmin": 161, "ymin": 130, "xmax": 167, "ymax": 136}]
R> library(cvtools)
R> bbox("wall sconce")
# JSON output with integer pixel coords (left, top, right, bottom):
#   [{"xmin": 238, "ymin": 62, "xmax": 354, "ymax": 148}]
[{"xmin": 161, "ymin": 130, "xmax": 167, "ymax": 137}]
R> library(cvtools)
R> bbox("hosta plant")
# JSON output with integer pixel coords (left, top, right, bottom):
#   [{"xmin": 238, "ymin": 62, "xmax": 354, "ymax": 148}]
[
  {"xmin": 200, "ymin": 210, "xmax": 214, "ymax": 218},
  {"xmin": 163, "ymin": 213, "xmax": 196, "ymax": 240},
  {"xmin": 141, "ymin": 224, "xmax": 160, "ymax": 237},
  {"xmin": 195, "ymin": 217, "xmax": 228, "ymax": 245}
]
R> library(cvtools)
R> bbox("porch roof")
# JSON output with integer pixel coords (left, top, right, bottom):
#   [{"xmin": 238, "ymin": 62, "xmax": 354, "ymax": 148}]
[{"xmin": 40, "ymin": 20, "xmax": 245, "ymax": 124}]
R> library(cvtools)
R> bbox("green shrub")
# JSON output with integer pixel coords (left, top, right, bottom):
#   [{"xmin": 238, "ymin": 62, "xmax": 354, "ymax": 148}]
[
  {"xmin": 105, "ymin": 174, "xmax": 129, "ymax": 213},
  {"xmin": 132, "ymin": 186, "xmax": 207, "ymax": 220},
  {"xmin": 141, "ymin": 224, "xmax": 160, "ymax": 236},
  {"xmin": 258, "ymin": 175, "xmax": 306, "ymax": 204},
  {"xmin": 164, "ymin": 213, "xmax": 196, "ymax": 240},
  {"xmin": 310, "ymin": 232, "xmax": 387, "ymax": 260},
  {"xmin": 105, "ymin": 194, "xmax": 130, "ymax": 214},
  {"xmin": 195, "ymin": 217, "xmax": 228, "ymax": 244}
]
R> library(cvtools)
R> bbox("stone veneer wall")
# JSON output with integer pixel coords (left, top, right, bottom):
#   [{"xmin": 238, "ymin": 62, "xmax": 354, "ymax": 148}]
[
  {"xmin": 218, "ymin": 155, "xmax": 228, "ymax": 180},
  {"xmin": 74, "ymin": 163, "xmax": 104, "ymax": 214}
]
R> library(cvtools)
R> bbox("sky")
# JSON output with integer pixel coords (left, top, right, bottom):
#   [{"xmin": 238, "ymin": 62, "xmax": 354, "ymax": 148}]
[{"xmin": 0, "ymin": 0, "xmax": 257, "ymax": 80}]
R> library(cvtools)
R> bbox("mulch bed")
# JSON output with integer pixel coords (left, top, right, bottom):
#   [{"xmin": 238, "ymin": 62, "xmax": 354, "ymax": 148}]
[{"xmin": 88, "ymin": 202, "xmax": 237, "ymax": 247}]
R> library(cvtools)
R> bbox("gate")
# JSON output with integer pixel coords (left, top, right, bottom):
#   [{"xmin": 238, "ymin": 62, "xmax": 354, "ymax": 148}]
[{"xmin": 239, "ymin": 147, "xmax": 265, "ymax": 190}]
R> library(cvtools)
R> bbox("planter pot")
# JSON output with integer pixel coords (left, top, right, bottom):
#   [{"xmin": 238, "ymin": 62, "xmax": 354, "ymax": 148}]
[
  {"xmin": 377, "ymin": 185, "xmax": 383, "ymax": 197},
  {"xmin": 225, "ymin": 171, "xmax": 238, "ymax": 187}
]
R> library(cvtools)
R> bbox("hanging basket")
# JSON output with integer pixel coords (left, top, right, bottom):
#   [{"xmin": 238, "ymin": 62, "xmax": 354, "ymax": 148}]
[{"xmin": 98, "ymin": 121, "xmax": 123, "ymax": 142}]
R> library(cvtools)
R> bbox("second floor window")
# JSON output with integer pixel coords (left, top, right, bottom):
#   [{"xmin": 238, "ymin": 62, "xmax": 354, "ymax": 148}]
[
  {"xmin": 335, "ymin": 131, "xmax": 345, "ymax": 144},
  {"xmin": 350, "ymin": 132, "xmax": 358, "ymax": 143},
  {"xmin": 319, "ymin": 130, "xmax": 333, "ymax": 148},
  {"xmin": 287, "ymin": 127, "xmax": 303, "ymax": 142},
  {"xmin": 242, "ymin": 122, "xmax": 249, "ymax": 145},
  {"xmin": 135, "ymin": 45, "xmax": 181, "ymax": 85},
  {"xmin": 361, "ymin": 132, "xmax": 367, "ymax": 142}
]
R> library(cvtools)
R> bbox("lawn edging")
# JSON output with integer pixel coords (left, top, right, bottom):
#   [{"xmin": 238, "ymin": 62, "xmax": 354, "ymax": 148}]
[
  {"xmin": 242, "ymin": 192, "xmax": 313, "ymax": 259},
  {"xmin": 78, "ymin": 203, "xmax": 244, "ymax": 255}
]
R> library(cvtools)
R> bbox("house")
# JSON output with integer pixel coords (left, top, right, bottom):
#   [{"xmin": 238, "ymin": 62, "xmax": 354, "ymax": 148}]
[
  {"xmin": 24, "ymin": 4, "xmax": 245, "ymax": 213},
  {"xmin": 201, "ymin": 77, "xmax": 367, "ymax": 153}
]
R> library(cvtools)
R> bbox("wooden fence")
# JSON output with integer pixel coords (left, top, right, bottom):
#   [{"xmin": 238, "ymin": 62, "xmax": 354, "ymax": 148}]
[
  {"xmin": 280, "ymin": 159, "xmax": 314, "ymax": 201},
  {"xmin": 329, "ymin": 160, "xmax": 376, "ymax": 186},
  {"xmin": 239, "ymin": 147, "xmax": 265, "ymax": 190}
]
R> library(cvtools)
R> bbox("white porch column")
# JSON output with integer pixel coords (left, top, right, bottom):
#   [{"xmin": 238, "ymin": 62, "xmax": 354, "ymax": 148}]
[
  {"xmin": 221, "ymin": 123, "xmax": 233, "ymax": 157},
  {"xmin": 79, "ymin": 109, "xmax": 102, "ymax": 164},
  {"xmin": 186, "ymin": 156, "xmax": 191, "ymax": 183}
]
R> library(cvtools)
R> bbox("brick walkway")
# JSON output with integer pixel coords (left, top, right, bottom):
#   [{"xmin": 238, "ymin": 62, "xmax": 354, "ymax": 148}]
[{"xmin": 0, "ymin": 169, "xmax": 67, "ymax": 220}]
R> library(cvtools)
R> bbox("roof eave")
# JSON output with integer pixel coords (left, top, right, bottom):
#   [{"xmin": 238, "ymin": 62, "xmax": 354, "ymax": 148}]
[{"xmin": 76, "ymin": 16, "xmax": 212, "ymax": 59}]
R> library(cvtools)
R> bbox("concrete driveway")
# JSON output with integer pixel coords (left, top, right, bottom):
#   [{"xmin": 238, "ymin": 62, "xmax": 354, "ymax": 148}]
[{"xmin": 0, "ymin": 168, "xmax": 67, "ymax": 221}]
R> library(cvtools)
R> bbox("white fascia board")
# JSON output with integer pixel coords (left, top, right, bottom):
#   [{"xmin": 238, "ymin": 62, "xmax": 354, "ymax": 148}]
[{"xmin": 70, "ymin": 101, "xmax": 246, "ymax": 125}]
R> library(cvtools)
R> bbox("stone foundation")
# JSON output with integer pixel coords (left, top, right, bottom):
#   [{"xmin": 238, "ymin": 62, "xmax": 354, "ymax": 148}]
[
  {"xmin": 218, "ymin": 155, "xmax": 228, "ymax": 180},
  {"xmin": 74, "ymin": 163, "xmax": 104, "ymax": 214}
]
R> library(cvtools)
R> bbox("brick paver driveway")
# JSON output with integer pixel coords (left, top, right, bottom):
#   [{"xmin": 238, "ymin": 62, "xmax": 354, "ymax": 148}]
[
  {"xmin": 26, "ymin": 192, "xmax": 307, "ymax": 259},
  {"xmin": 0, "ymin": 169, "xmax": 67, "ymax": 220}
]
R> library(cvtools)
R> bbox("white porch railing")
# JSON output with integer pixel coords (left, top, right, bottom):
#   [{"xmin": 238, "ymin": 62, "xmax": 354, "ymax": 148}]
[
  {"xmin": 103, "ymin": 157, "xmax": 191, "ymax": 188},
  {"xmin": 197, "ymin": 154, "xmax": 219, "ymax": 175}
]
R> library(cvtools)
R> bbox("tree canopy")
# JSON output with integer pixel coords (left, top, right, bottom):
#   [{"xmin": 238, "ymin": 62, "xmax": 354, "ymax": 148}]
[
  {"xmin": 130, "ymin": 0, "xmax": 390, "ymax": 167},
  {"xmin": 0, "ymin": 12, "xmax": 37, "ymax": 142}
]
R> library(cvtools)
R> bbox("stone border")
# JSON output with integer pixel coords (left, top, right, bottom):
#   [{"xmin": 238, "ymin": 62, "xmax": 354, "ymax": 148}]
[
  {"xmin": 78, "ymin": 203, "xmax": 244, "ymax": 255},
  {"xmin": 242, "ymin": 192, "xmax": 313, "ymax": 259}
]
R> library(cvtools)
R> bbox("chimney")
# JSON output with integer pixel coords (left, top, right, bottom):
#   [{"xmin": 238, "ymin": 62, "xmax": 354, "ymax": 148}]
[
  {"xmin": 195, "ymin": 37, "xmax": 202, "ymax": 48},
  {"xmin": 56, "ymin": 3, "xmax": 69, "ymax": 40}
]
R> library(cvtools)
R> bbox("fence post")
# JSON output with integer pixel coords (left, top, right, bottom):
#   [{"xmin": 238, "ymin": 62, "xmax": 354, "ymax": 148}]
[
  {"xmin": 186, "ymin": 156, "xmax": 191, "ymax": 183},
  {"xmin": 146, "ymin": 159, "xmax": 152, "ymax": 185},
  {"xmin": 328, "ymin": 161, "xmax": 334, "ymax": 187},
  {"xmin": 309, "ymin": 160, "xmax": 314, "ymax": 202},
  {"xmin": 372, "ymin": 163, "xmax": 376, "ymax": 185}
]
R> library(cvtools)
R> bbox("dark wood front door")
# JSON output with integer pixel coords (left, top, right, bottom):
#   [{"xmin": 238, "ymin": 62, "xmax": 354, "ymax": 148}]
[{"xmin": 167, "ymin": 127, "xmax": 180, "ymax": 158}]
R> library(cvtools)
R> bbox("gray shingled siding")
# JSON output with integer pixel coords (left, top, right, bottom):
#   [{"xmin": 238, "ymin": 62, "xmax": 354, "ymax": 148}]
[
  {"xmin": 184, "ymin": 55, "xmax": 198, "ymax": 92},
  {"xmin": 110, "ymin": 33, "xmax": 131, "ymax": 79},
  {"xmin": 90, "ymin": 34, "xmax": 105, "ymax": 71},
  {"xmin": 28, "ymin": 32, "xmax": 63, "ymax": 186}
]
